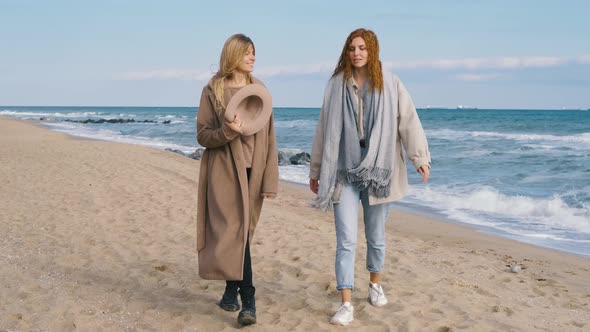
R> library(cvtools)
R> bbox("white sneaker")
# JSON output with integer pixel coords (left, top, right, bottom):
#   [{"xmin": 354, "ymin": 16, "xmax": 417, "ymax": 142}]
[
  {"xmin": 368, "ymin": 282, "xmax": 388, "ymax": 307},
  {"xmin": 330, "ymin": 302, "xmax": 354, "ymax": 325}
]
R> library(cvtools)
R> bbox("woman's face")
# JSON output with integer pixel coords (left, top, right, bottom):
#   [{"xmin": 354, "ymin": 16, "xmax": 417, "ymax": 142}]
[
  {"xmin": 237, "ymin": 44, "xmax": 256, "ymax": 73},
  {"xmin": 348, "ymin": 37, "xmax": 368, "ymax": 69}
]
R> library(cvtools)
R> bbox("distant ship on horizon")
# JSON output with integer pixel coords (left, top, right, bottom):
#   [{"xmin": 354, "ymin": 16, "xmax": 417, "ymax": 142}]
[{"xmin": 456, "ymin": 105, "xmax": 478, "ymax": 110}]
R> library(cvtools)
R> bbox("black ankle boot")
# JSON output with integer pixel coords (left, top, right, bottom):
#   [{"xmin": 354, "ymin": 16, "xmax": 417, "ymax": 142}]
[
  {"xmin": 218, "ymin": 285, "xmax": 240, "ymax": 312},
  {"xmin": 237, "ymin": 288, "xmax": 256, "ymax": 326}
]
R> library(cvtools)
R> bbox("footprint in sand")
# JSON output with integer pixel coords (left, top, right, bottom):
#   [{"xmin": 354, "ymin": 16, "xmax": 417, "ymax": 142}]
[
  {"xmin": 256, "ymin": 295, "xmax": 277, "ymax": 308},
  {"xmin": 492, "ymin": 305, "xmax": 514, "ymax": 316},
  {"xmin": 319, "ymin": 280, "xmax": 338, "ymax": 295},
  {"xmin": 571, "ymin": 321, "xmax": 586, "ymax": 328},
  {"xmin": 436, "ymin": 327, "xmax": 452, "ymax": 332},
  {"xmin": 532, "ymin": 287, "xmax": 546, "ymax": 296},
  {"xmin": 389, "ymin": 302, "xmax": 404, "ymax": 312},
  {"xmin": 429, "ymin": 308, "xmax": 444, "ymax": 315},
  {"xmin": 266, "ymin": 312, "xmax": 281, "ymax": 324}
]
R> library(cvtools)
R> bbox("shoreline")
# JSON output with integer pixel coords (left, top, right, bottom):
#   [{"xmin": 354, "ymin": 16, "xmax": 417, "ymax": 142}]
[
  {"xmin": 1, "ymin": 116, "xmax": 589, "ymax": 330},
  {"xmin": 7, "ymin": 114, "xmax": 590, "ymax": 259},
  {"xmin": 27, "ymin": 115, "xmax": 590, "ymax": 259}
]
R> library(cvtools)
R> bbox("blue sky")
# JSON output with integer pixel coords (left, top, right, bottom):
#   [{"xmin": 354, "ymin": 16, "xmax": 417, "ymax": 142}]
[{"xmin": 1, "ymin": 0, "xmax": 589, "ymax": 109}]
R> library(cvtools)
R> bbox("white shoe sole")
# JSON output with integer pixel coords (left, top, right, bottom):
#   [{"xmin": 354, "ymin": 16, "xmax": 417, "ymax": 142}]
[
  {"xmin": 369, "ymin": 299, "xmax": 388, "ymax": 307},
  {"xmin": 330, "ymin": 319, "xmax": 352, "ymax": 326},
  {"xmin": 368, "ymin": 294, "xmax": 388, "ymax": 307}
]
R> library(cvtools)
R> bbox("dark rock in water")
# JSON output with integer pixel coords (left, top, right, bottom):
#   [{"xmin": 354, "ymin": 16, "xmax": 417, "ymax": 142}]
[
  {"xmin": 188, "ymin": 148, "xmax": 205, "ymax": 160},
  {"xmin": 289, "ymin": 152, "xmax": 311, "ymax": 165},
  {"xmin": 162, "ymin": 120, "xmax": 171, "ymax": 124},
  {"xmin": 166, "ymin": 148, "xmax": 310, "ymax": 165},
  {"xmin": 165, "ymin": 148, "xmax": 186, "ymax": 156},
  {"xmin": 64, "ymin": 118, "xmax": 160, "ymax": 124},
  {"xmin": 39, "ymin": 117, "xmax": 47, "ymax": 121}
]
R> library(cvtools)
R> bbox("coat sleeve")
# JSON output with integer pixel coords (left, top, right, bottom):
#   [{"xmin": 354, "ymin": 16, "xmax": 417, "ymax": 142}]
[
  {"xmin": 262, "ymin": 113, "xmax": 279, "ymax": 197},
  {"xmin": 397, "ymin": 78, "xmax": 431, "ymax": 169},
  {"xmin": 309, "ymin": 81, "xmax": 332, "ymax": 180},
  {"xmin": 196, "ymin": 86, "xmax": 239, "ymax": 148}
]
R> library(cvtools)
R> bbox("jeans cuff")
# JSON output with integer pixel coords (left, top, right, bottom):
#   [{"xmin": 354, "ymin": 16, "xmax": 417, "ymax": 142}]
[
  {"xmin": 366, "ymin": 266, "xmax": 384, "ymax": 273},
  {"xmin": 336, "ymin": 284, "xmax": 353, "ymax": 291}
]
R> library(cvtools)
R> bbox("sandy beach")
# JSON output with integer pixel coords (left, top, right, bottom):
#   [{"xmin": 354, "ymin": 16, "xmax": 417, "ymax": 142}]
[{"xmin": 1, "ymin": 116, "xmax": 589, "ymax": 331}]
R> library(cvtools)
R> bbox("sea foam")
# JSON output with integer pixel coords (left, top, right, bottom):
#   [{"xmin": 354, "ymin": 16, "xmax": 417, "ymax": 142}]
[{"xmin": 406, "ymin": 186, "xmax": 590, "ymax": 234}]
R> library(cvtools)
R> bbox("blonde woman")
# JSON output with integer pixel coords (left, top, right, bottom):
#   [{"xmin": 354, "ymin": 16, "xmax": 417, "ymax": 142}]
[
  {"xmin": 196, "ymin": 33, "xmax": 278, "ymax": 326},
  {"xmin": 309, "ymin": 28, "xmax": 431, "ymax": 325}
]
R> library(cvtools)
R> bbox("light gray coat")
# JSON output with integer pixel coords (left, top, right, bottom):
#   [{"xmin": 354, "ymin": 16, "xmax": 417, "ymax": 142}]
[{"xmin": 309, "ymin": 73, "xmax": 430, "ymax": 205}]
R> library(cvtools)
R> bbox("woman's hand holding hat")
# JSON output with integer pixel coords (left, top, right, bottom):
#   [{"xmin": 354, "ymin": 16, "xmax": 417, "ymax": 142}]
[{"xmin": 225, "ymin": 113, "xmax": 244, "ymax": 134}]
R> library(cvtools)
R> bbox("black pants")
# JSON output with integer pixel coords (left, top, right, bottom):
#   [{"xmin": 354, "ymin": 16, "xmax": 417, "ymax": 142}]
[
  {"xmin": 225, "ymin": 168, "xmax": 254, "ymax": 297},
  {"xmin": 225, "ymin": 239, "xmax": 254, "ymax": 297}
]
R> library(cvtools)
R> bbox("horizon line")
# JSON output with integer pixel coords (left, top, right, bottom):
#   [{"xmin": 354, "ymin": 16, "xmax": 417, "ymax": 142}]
[{"xmin": 2, "ymin": 105, "xmax": 589, "ymax": 111}]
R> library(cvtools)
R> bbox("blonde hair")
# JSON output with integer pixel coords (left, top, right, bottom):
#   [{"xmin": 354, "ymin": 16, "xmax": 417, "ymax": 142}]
[
  {"xmin": 210, "ymin": 34, "xmax": 255, "ymax": 108},
  {"xmin": 332, "ymin": 28, "xmax": 383, "ymax": 92}
]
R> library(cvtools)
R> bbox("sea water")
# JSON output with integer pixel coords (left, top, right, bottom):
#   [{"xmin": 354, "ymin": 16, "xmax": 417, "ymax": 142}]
[{"xmin": 2, "ymin": 106, "xmax": 589, "ymax": 256}]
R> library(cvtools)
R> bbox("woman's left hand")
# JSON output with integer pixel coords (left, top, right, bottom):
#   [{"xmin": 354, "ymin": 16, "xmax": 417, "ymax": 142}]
[
  {"xmin": 417, "ymin": 165, "xmax": 430, "ymax": 183},
  {"xmin": 224, "ymin": 113, "xmax": 244, "ymax": 134}
]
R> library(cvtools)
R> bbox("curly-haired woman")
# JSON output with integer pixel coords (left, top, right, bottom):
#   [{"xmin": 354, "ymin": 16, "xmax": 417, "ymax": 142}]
[{"xmin": 309, "ymin": 28, "xmax": 431, "ymax": 325}]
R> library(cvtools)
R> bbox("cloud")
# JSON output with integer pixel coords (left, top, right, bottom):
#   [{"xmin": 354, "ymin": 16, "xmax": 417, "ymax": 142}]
[
  {"xmin": 385, "ymin": 55, "xmax": 590, "ymax": 70},
  {"xmin": 118, "ymin": 55, "xmax": 590, "ymax": 81},
  {"xmin": 118, "ymin": 69, "xmax": 213, "ymax": 81},
  {"xmin": 254, "ymin": 63, "xmax": 334, "ymax": 77},
  {"xmin": 455, "ymin": 73, "xmax": 510, "ymax": 82},
  {"xmin": 116, "ymin": 64, "xmax": 334, "ymax": 81}
]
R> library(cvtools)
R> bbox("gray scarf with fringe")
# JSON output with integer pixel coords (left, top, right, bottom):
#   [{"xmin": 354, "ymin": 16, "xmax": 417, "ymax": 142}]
[{"xmin": 312, "ymin": 71, "xmax": 397, "ymax": 210}]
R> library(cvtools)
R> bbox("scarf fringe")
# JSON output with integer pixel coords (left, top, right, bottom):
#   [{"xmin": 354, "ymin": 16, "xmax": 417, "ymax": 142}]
[
  {"xmin": 338, "ymin": 167, "xmax": 392, "ymax": 198},
  {"xmin": 310, "ymin": 195, "xmax": 334, "ymax": 211},
  {"xmin": 311, "ymin": 167, "xmax": 392, "ymax": 211}
]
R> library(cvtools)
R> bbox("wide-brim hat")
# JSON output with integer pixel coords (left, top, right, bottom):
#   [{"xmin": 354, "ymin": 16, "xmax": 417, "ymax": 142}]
[{"xmin": 224, "ymin": 83, "xmax": 272, "ymax": 136}]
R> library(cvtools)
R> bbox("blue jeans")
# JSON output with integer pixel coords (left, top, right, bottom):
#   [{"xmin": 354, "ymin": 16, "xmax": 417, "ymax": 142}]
[{"xmin": 334, "ymin": 184, "xmax": 390, "ymax": 290}]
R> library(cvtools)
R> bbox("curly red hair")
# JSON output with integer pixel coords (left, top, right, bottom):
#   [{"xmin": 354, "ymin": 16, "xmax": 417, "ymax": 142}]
[{"xmin": 332, "ymin": 28, "xmax": 383, "ymax": 92}]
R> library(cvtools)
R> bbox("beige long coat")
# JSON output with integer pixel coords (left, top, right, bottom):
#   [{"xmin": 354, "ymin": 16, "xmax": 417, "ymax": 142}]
[{"xmin": 196, "ymin": 78, "xmax": 278, "ymax": 280}]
